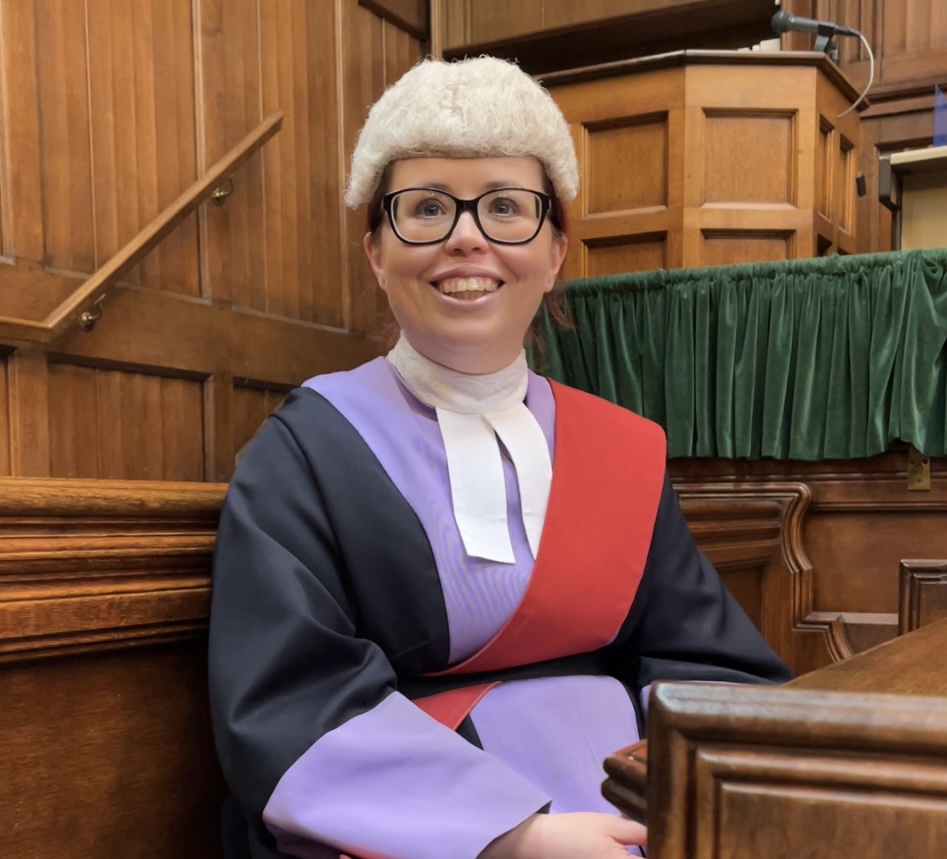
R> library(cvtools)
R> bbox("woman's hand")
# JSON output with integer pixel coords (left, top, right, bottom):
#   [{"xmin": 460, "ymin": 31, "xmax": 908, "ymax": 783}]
[{"xmin": 479, "ymin": 812, "xmax": 647, "ymax": 859}]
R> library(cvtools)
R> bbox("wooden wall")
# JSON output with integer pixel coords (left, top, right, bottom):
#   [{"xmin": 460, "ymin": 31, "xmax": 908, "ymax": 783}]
[
  {"xmin": 784, "ymin": 0, "xmax": 947, "ymax": 253},
  {"xmin": 436, "ymin": 0, "xmax": 947, "ymax": 258},
  {"xmin": 544, "ymin": 52, "xmax": 861, "ymax": 278},
  {"xmin": 435, "ymin": 0, "xmax": 778, "ymax": 71},
  {"xmin": 673, "ymin": 451, "xmax": 947, "ymax": 673},
  {"xmin": 0, "ymin": 0, "xmax": 423, "ymax": 482},
  {"xmin": 0, "ymin": 478, "xmax": 226, "ymax": 859}
]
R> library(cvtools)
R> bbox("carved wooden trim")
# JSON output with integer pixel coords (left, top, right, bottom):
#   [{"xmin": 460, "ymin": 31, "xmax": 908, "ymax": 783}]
[
  {"xmin": 677, "ymin": 481, "xmax": 811, "ymax": 566},
  {"xmin": 0, "ymin": 478, "xmax": 225, "ymax": 662},
  {"xmin": 358, "ymin": 0, "xmax": 428, "ymax": 40},
  {"xmin": 653, "ymin": 686, "xmax": 947, "ymax": 858},
  {"xmin": 899, "ymin": 559, "xmax": 947, "ymax": 634},
  {"xmin": 602, "ymin": 739, "xmax": 648, "ymax": 826},
  {"xmin": 676, "ymin": 480, "xmax": 830, "ymax": 667}
]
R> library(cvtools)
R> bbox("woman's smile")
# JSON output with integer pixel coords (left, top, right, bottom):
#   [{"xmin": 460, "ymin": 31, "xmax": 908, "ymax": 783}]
[{"xmin": 435, "ymin": 276, "xmax": 503, "ymax": 298}]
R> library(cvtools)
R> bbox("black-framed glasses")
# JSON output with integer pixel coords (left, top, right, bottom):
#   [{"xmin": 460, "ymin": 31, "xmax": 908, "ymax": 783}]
[{"xmin": 381, "ymin": 187, "xmax": 552, "ymax": 245}]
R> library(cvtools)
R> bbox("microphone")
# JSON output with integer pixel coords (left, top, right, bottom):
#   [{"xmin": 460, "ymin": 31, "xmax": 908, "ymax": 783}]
[{"xmin": 771, "ymin": 10, "xmax": 860, "ymax": 38}]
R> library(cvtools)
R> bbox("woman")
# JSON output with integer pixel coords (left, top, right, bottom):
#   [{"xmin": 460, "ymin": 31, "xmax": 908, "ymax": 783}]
[{"xmin": 208, "ymin": 56, "xmax": 791, "ymax": 859}]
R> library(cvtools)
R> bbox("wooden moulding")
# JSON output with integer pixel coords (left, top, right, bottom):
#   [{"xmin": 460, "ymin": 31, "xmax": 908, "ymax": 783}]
[
  {"xmin": 0, "ymin": 477, "xmax": 225, "ymax": 663},
  {"xmin": 649, "ymin": 680, "xmax": 947, "ymax": 859},
  {"xmin": 678, "ymin": 481, "xmax": 821, "ymax": 669},
  {"xmin": 358, "ymin": 0, "xmax": 428, "ymax": 41},
  {"xmin": 607, "ymin": 640, "xmax": 947, "ymax": 859},
  {"xmin": 602, "ymin": 739, "xmax": 649, "ymax": 826},
  {"xmin": 899, "ymin": 559, "xmax": 947, "ymax": 634},
  {"xmin": 441, "ymin": 0, "xmax": 779, "ymax": 77}
]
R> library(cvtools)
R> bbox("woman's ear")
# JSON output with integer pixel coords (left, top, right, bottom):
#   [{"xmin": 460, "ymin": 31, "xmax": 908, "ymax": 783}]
[
  {"xmin": 364, "ymin": 232, "xmax": 387, "ymax": 291},
  {"xmin": 545, "ymin": 233, "xmax": 568, "ymax": 292}
]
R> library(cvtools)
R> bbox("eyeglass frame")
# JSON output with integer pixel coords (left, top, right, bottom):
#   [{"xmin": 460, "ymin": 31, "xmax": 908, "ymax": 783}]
[{"xmin": 380, "ymin": 186, "xmax": 554, "ymax": 246}]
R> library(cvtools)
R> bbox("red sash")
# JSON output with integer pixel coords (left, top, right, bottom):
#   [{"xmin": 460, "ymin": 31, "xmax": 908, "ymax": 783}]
[{"xmin": 415, "ymin": 381, "xmax": 666, "ymax": 728}]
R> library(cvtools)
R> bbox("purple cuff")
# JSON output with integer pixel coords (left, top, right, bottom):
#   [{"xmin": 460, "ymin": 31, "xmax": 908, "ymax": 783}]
[
  {"xmin": 263, "ymin": 691, "xmax": 549, "ymax": 859},
  {"xmin": 639, "ymin": 684, "xmax": 653, "ymax": 722},
  {"xmin": 471, "ymin": 676, "xmax": 640, "ymax": 815}
]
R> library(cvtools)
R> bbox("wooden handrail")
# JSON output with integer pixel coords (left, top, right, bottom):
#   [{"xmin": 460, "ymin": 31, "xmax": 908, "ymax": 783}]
[{"xmin": 0, "ymin": 112, "xmax": 283, "ymax": 345}]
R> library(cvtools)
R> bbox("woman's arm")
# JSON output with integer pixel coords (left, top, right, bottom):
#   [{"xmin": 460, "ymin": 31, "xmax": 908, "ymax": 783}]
[
  {"xmin": 620, "ymin": 472, "xmax": 793, "ymax": 694},
  {"xmin": 209, "ymin": 402, "xmax": 548, "ymax": 859}
]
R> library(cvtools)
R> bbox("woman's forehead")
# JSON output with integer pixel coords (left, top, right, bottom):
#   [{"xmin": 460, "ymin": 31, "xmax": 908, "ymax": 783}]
[{"xmin": 389, "ymin": 156, "xmax": 546, "ymax": 191}]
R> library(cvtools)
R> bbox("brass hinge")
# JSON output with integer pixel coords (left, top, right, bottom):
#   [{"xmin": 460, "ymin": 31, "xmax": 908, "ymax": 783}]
[{"xmin": 908, "ymin": 445, "xmax": 931, "ymax": 491}]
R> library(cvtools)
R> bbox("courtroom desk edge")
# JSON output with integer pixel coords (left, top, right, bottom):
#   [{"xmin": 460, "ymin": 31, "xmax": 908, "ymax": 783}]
[
  {"xmin": 538, "ymin": 49, "xmax": 863, "ymax": 104},
  {"xmin": 787, "ymin": 616, "xmax": 947, "ymax": 696},
  {"xmin": 648, "ymin": 680, "xmax": 947, "ymax": 754}
]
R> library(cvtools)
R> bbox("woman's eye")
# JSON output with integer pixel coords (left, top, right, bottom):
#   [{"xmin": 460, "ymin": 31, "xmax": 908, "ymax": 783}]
[
  {"xmin": 489, "ymin": 197, "xmax": 519, "ymax": 216},
  {"xmin": 417, "ymin": 200, "xmax": 446, "ymax": 217}
]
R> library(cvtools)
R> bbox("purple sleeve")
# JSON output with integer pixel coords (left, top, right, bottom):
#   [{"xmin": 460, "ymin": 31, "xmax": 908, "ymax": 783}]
[{"xmin": 263, "ymin": 691, "xmax": 550, "ymax": 859}]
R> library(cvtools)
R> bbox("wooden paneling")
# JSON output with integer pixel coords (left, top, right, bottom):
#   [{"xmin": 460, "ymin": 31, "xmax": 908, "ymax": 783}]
[
  {"xmin": 439, "ymin": 0, "xmax": 779, "ymax": 75},
  {"xmin": 0, "ymin": 36, "xmax": 8, "ymax": 261},
  {"xmin": 779, "ymin": 1, "xmax": 947, "ymax": 254},
  {"xmin": 4, "ymin": 0, "xmax": 201, "ymax": 288},
  {"xmin": 765, "ymin": 1, "xmax": 947, "ymax": 96},
  {"xmin": 552, "ymin": 65, "xmax": 683, "ymax": 279},
  {"xmin": 586, "ymin": 235, "xmax": 668, "ymax": 276},
  {"xmin": 6, "ymin": 350, "xmax": 50, "ymax": 477},
  {"xmin": 702, "ymin": 112, "xmax": 795, "ymax": 205},
  {"xmin": 233, "ymin": 384, "xmax": 288, "ymax": 460},
  {"xmin": 0, "ymin": 1, "xmax": 421, "ymax": 482},
  {"xmin": 339, "ymin": 2, "xmax": 387, "ymax": 334},
  {"xmin": 198, "ymin": 0, "xmax": 416, "ymax": 330},
  {"xmin": 358, "ymin": 0, "xmax": 428, "ymax": 39},
  {"xmin": 33, "ymin": 0, "xmax": 96, "ymax": 273},
  {"xmin": 0, "ymin": 354, "xmax": 8, "ymax": 475},
  {"xmin": 47, "ymin": 363, "xmax": 204, "ymax": 481},
  {"xmin": 196, "ymin": 0, "xmax": 265, "ymax": 310},
  {"xmin": 548, "ymin": 53, "xmax": 859, "ymax": 277},
  {"xmin": 265, "ymin": 0, "xmax": 338, "ymax": 324},
  {"xmin": 0, "ymin": 1, "xmax": 43, "ymax": 262},
  {"xmin": 699, "ymin": 231, "xmax": 792, "ymax": 266},
  {"xmin": 676, "ymin": 483, "xmax": 810, "ymax": 662},
  {"xmin": 900, "ymin": 560, "xmax": 947, "ymax": 633},
  {"xmin": 86, "ymin": 0, "xmax": 200, "ymax": 296},
  {"xmin": 440, "ymin": 0, "xmax": 775, "ymax": 58},
  {"xmin": 454, "ymin": 0, "xmax": 542, "ymax": 44},
  {"xmin": 342, "ymin": 2, "xmax": 416, "ymax": 335},
  {"xmin": 672, "ymin": 450, "xmax": 947, "ymax": 674},
  {"xmin": 811, "ymin": 510, "xmax": 947, "ymax": 611},
  {"xmin": 587, "ymin": 115, "xmax": 669, "ymax": 212},
  {"xmin": 2, "ymin": 646, "xmax": 223, "ymax": 859},
  {"xmin": 0, "ymin": 477, "xmax": 225, "ymax": 859}
]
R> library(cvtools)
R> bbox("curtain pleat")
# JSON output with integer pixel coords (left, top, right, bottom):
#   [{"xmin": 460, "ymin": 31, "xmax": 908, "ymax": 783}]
[{"xmin": 533, "ymin": 250, "xmax": 947, "ymax": 460}]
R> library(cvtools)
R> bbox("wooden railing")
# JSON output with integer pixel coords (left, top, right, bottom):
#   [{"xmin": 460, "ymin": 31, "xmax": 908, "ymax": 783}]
[{"xmin": 0, "ymin": 112, "xmax": 283, "ymax": 345}]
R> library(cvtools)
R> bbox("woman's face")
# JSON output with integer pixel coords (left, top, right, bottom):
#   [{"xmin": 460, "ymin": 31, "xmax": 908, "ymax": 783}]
[{"xmin": 364, "ymin": 156, "xmax": 567, "ymax": 374}]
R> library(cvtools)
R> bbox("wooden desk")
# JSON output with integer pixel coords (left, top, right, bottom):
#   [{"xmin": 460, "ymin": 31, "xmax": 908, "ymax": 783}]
[{"xmin": 604, "ymin": 619, "xmax": 947, "ymax": 858}]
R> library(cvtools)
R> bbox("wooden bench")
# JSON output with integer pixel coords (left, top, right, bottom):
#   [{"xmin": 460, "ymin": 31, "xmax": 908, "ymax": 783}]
[{"xmin": 0, "ymin": 476, "xmax": 810, "ymax": 858}]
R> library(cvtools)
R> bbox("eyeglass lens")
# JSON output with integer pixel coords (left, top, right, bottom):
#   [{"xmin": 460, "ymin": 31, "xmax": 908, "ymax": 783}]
[{"xmin": 389, "ymin": 189, "xmax": 544, "ymax": 243}]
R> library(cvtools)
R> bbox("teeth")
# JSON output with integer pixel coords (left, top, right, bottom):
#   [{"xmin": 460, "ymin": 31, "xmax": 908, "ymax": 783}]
[{"xmin": 437, "ymin": 277, "xmax": 500, "ymax": 295}]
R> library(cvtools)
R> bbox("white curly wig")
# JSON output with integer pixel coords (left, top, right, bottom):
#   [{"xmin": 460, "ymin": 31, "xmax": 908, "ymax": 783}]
[{"xmin": 344, "ymin": 56, "xmax": 579, "ymax": 208}]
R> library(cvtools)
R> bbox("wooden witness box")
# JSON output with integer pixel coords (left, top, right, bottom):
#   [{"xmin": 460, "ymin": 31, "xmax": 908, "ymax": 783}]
[
  {"xmin": 541, "ymin": 51, "xmax": 863, "ymax": 278},
  {"xmin": 604, "ymin": 619, "xmax": 947, "ymax": 858}
]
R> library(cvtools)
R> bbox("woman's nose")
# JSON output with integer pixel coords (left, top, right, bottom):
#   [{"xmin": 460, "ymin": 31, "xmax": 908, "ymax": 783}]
[{"xmin": 445, "ymin": 210, "xmax": 487, "ymax": 251}]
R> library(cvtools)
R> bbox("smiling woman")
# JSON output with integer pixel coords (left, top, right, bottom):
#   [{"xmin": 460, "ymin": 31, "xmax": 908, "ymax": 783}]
[
  {"xmin": 365, "ymin": 156, "xmax": 566, "ymax": 374},
  {"xmin": 208, "ymin": 56, "xmax": 791, "ymax": 859}
]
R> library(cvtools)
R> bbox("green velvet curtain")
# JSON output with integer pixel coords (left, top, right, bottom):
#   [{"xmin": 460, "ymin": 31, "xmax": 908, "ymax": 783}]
[{"xmin": 533, "ymin": 250, "xmax": 947, "ymax": 460}]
